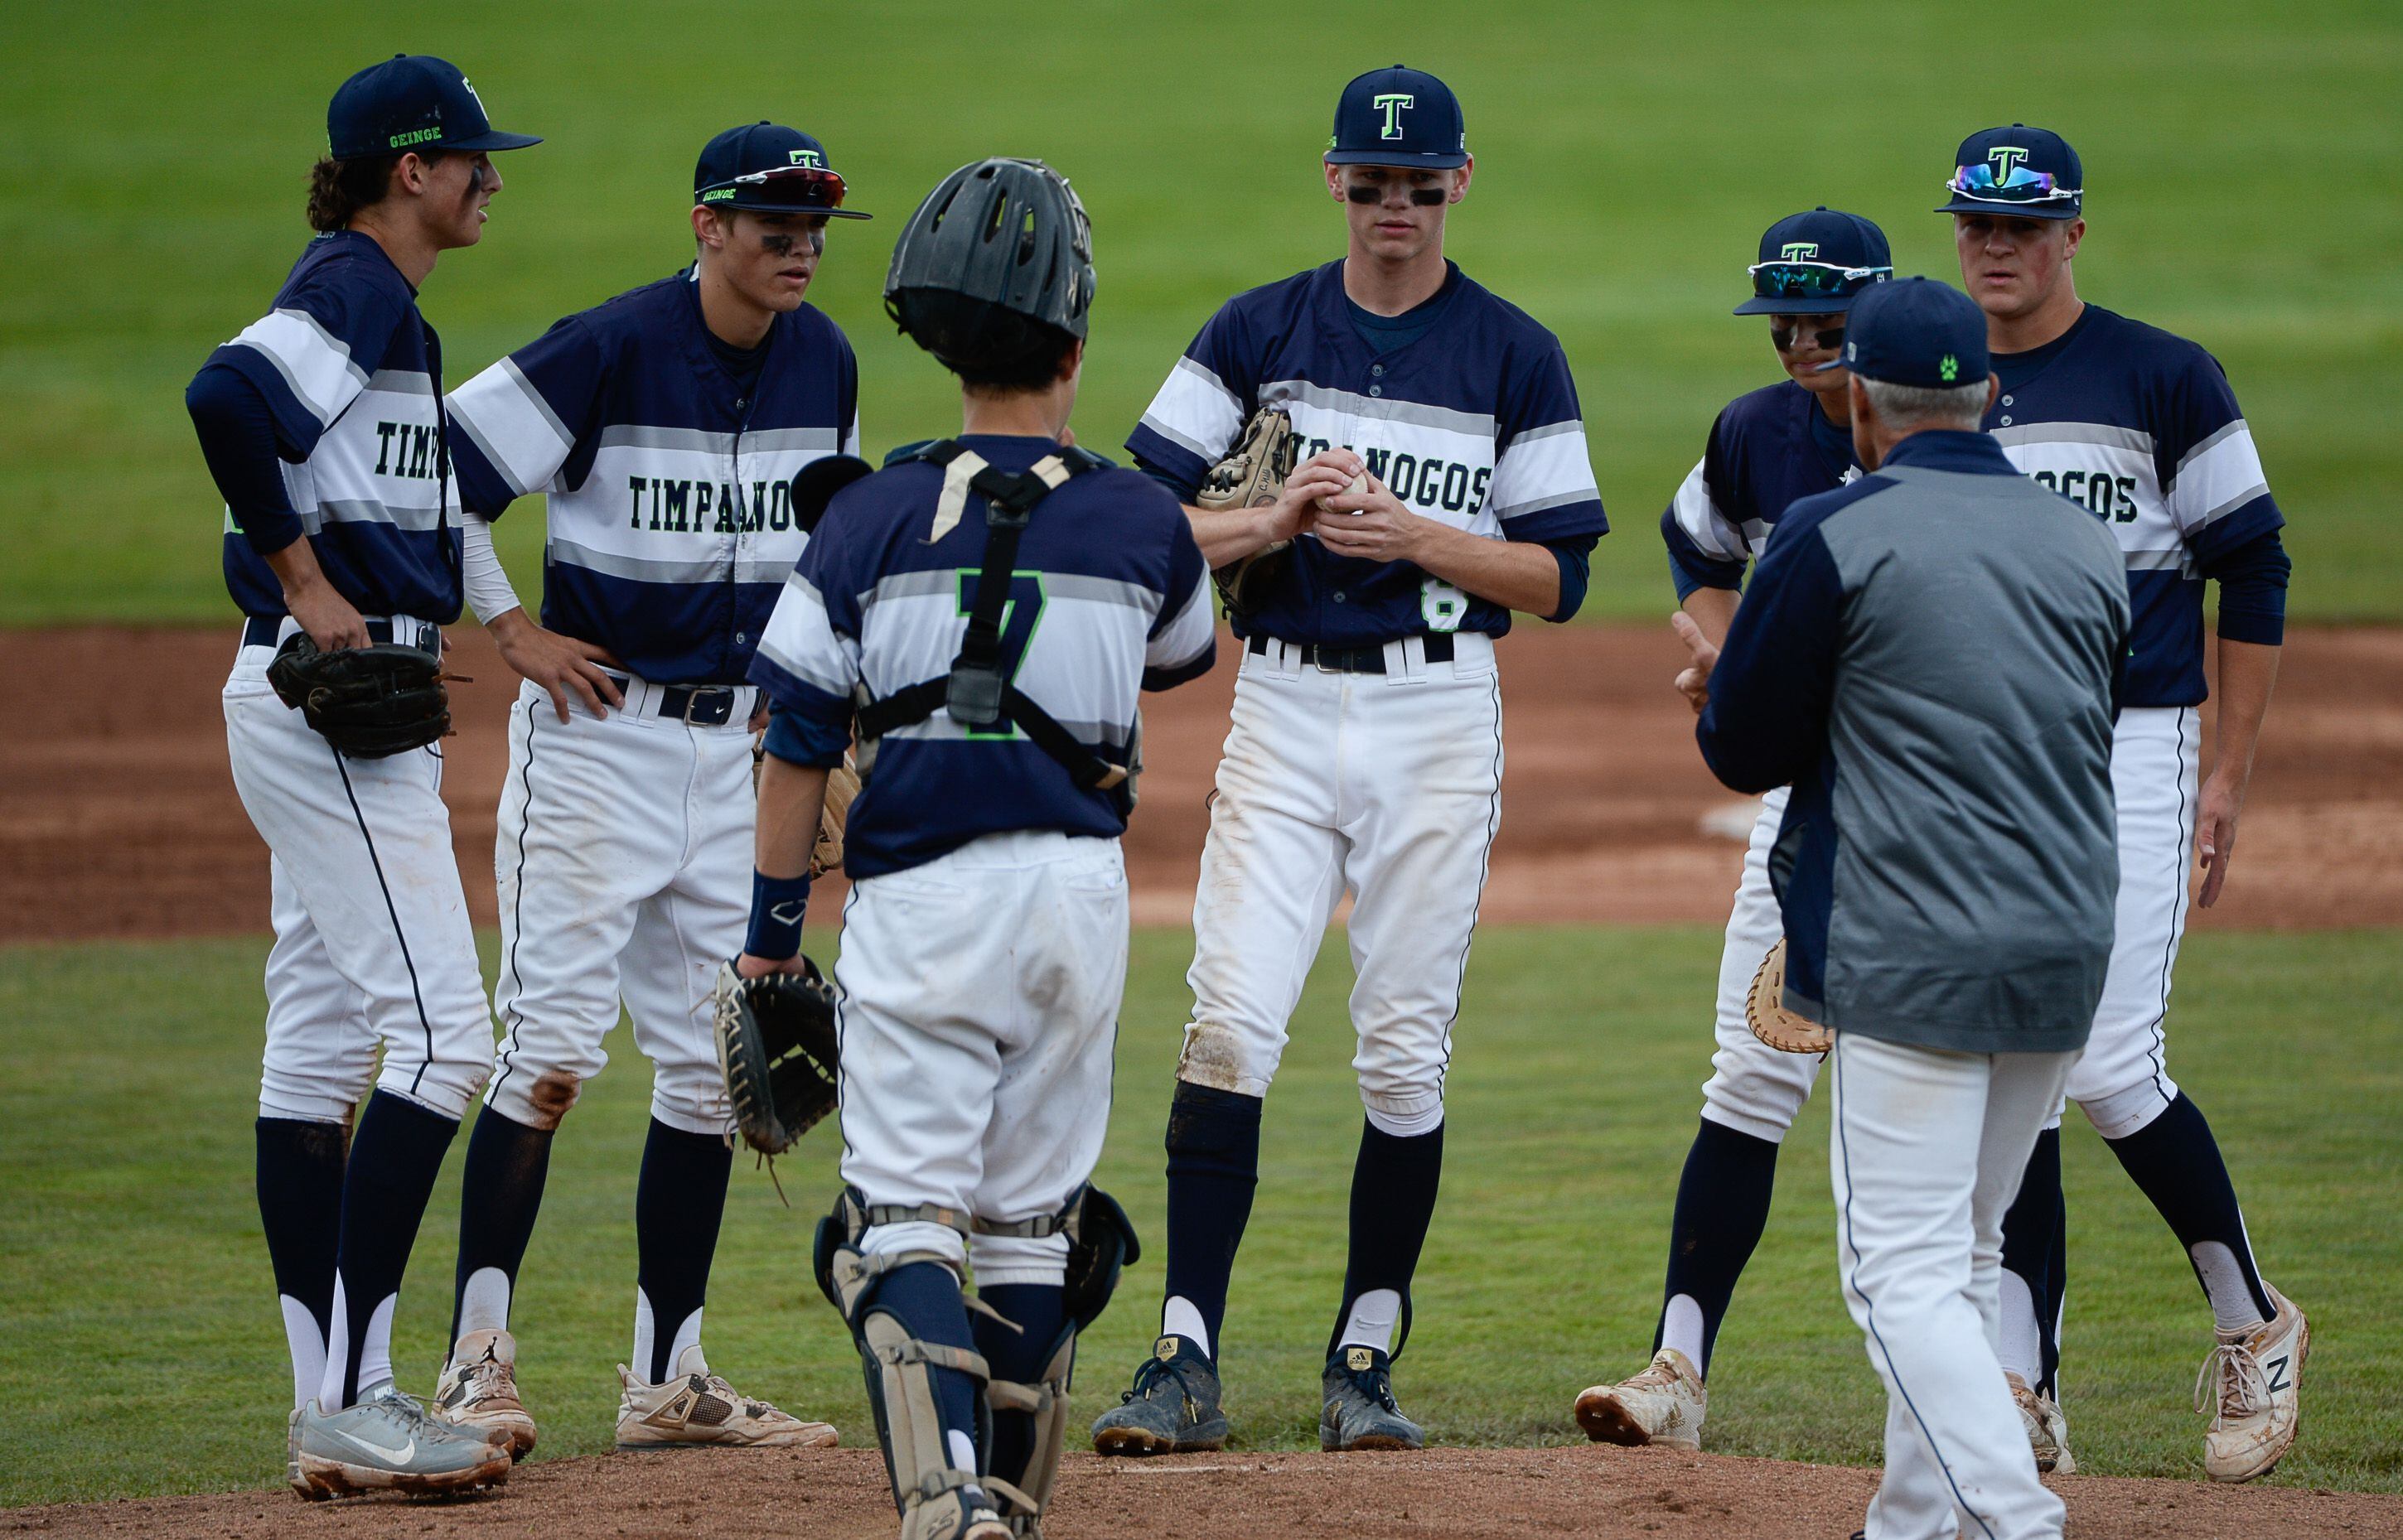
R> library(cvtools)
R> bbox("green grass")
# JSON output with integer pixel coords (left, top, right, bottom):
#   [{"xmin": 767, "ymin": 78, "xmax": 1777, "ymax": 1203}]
[
  {"xmin": 2, "ymin": 1, "xmax": 2399, "ymax": 625},
  {"xmin": 2, "ymin": 925, "xmax": 2396, "ymax": 1507}
]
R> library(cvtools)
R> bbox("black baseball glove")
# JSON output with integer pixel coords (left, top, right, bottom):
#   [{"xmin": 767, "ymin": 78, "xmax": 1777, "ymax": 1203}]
[
  {"xmin": 713, "ymin": 958, "xmax": 839, "ymax": 1156},
  {"xmin": 266, "ymin": 635, "xmax": 453, "ymax": 759}
]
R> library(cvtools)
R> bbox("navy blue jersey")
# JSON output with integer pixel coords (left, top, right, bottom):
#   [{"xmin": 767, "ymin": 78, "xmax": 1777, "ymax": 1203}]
[
  {"xmin": 750, "ymin": 435, "xmax": 1216, "ymax": 878},
  {"xmin": 1126, "ymin": 260, "xmax": 1607, "ymax": 645},
  {"xmin": 203, "ymin": 232, "xmax": 462, "ymax": 620},
  {"xmin": 445, "ymin": 270, "xmax": 860, "ymax": 684},
  {"xmin": 1661, "ymin": 379, "xmax": 1859, "ymax": 598},
  {"xmin": 1987, "ymin": 305, "xmax": 2284, "ymax": 707}
]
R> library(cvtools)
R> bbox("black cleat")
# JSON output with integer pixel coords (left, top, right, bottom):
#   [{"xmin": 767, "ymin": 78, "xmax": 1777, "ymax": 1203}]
[{"xmin": 1090, "ymin": 1335, "xmax": 1230, "ymax": 1456}]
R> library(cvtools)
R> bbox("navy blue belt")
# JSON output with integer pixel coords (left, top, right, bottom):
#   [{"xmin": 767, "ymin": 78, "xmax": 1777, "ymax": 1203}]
[
  {"xmin": 1247, "ymin": 632, "xmax": 1455, "ymax": 673},
  {"xmin": 243, "ymin": 616, "xmax": 438, "ymax": 652},
  {"xmin": 602, "ymin": 673, "xmax": 747, "ymax": 727}
]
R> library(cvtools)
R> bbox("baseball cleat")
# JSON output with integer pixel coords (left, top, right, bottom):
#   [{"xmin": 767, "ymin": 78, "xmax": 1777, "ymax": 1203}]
[
  {"xmin": 614, "ymin": 1345, "xmax": 839, "ymax": 1450},
  {"xmin": 2197, "ymin": 1285, "xmax": 2308, "ymax": 1482},
  {"xmin": 1091, "ymin": 1335, "xmax": 1230, "ymax": 1456},
  {"xmin": 432, "ymin": 1327, "xmax": 539, "ymax": 1460},
  {"xmin": 284, "ymin": 1406, "xmax": 308, "ymax": 1499},
  {"xmin": 1320, "ymin": 1344, "xmax": 1425, "ymax": 1452},
  {"xmin": 2007, "ymin": 1371, "xmax": 2075, "ymax": 1475},
  {"xmin": 1574, "ymin": 1347, "xmax": 1706, "ymax": 1451},
  {"xmin": 292, "ymin": 1388, "xmax": 513, "ymax": 1499}
]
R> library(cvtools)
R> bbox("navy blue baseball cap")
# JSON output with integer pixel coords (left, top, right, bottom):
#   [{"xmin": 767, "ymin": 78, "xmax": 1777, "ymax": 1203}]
[
  {"xmin": 1937, "ymin": 124, "xmax": 2083, "ymax": 220},
  {"xmin": 1733, "ymin": 207, "xmax": 1893, "ymax": 316},
  {"xmin": 694, "ymin": 123, "xmax": 871, "ymax": 219},
  {"xmin": 1814, "ymin": 278, "xmax": 1990, "ymax": 387},
  {"xmin": 326, "ymin": 56, "xmax": 540, "ymax": 161},
  {"xmin": 1325, "ymin": 65, "xmax": 1467, "ymax": 168}
]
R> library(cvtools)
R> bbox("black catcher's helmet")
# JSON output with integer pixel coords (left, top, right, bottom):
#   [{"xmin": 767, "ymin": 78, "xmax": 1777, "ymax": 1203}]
[{"xmin": 884, "ymin": 157, "xmax": 1094, "ymax": 374}]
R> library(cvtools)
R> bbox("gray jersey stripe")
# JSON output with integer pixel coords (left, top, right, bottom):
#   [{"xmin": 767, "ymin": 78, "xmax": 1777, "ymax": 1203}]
[
  {"xmin": 1990, "ymin": 421, "xmax": 2155, "ymax": 454},
  {"xmin": 549, "ymin": 536, "xmax": 787, "ymax": 586},
  {"xmin": 1260, "ymin": 379, "xmax": 1497, "ymax": 437}
]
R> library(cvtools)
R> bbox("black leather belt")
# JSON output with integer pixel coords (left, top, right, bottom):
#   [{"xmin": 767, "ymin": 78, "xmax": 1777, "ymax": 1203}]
[
  {"xmin": 605, "ymin": 673, "xmax": 747, "ymax": 727},
  {"xmin": 1246, "ymin": 632, "xmax": 1455, "ymax": 673},
  {"xmin": 243, "ymin": 616, "xmax": 438, "ymax": 651}
]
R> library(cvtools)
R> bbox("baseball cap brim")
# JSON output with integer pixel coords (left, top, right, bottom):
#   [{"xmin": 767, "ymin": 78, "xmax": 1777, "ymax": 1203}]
[
  {"xmin": 1733, "ymin": 290, "xmax": 1874, "ymax": 317},
  {"xmin": 1935, "ymin": 194, "xmax": 2078, "ymax": 220},
  {"xmin": 708, "ymin": 196, "xmax": 873, "ymax": 220},
  {"xmin": 1324, "ymin": 148, "xmax": 1468, "ymax": 168},
  {"xmin": 438, "ymin": 128, "xmax": 544, "ymax": 152}
]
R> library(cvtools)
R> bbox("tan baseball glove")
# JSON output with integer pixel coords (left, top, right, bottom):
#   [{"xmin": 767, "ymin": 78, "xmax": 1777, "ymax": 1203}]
[
  {"xmin": 1199, "ymin": 406, "xmax": 1298, "ymax": 619},
  {"xmin": 811, "ymin": 757, "xmax": 861, "ymax": 879},
  {"xmin": 1747, "ymin": 939, "xmax": 1831, "ymax": 1055}
]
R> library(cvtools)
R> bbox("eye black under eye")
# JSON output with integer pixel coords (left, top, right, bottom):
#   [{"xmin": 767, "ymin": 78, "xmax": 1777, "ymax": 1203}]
[{"xmin": 1347, "ymin": 184, "xmax": 1382, "ymax": 204}]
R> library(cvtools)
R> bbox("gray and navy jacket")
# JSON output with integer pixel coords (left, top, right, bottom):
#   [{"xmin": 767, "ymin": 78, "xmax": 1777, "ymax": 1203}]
[
  {"xmin": 444, "ymin": 269, "xmax": 860, "ymax": 685},
  {"xmin": 1698, "ymin": 430, "xmax": 2130, "ymax": 1055}
]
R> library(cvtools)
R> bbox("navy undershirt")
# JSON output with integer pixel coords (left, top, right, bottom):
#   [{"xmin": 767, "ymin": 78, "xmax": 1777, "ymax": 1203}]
[{"xmin": 704, "ymin": 327, "xmax": 770, "ymax": 395}]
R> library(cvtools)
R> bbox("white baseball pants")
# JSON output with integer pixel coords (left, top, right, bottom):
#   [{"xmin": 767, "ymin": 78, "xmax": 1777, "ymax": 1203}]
[
  {"xmin": 1176, "ymin": 634, "xmax": 1503, "ymax": 1135},
  {"xmin": 837, "ymin": 831, "xmax": 1130, "ymax": 1286},
  {"xmin": 1830, "ymin": 1031, "xmax": 2077, "ymax": 1540},
  {"xmin": 484, "ymin": 677, "xmax": 758, "ymax": 1137},
  {"xmin": 1695, "ymin": 784, "xmax": 1823, "ymax": 1141},
  {"xmin": 223, "ymin": 618, "xmax": 492, "ymax": 1122}
]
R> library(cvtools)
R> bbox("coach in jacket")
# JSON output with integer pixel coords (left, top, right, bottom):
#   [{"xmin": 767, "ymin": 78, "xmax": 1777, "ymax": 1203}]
[{"xmin": 1671, "ymin": 277, "xmax": 2128, "ymax": 1540}]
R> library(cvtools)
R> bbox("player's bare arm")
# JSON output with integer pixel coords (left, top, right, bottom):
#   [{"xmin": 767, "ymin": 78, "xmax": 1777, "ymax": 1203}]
[
  {"xmin": 2197, "ymin": 637, "xmax": 2281, "ymax": 908},
  {"xmin": 1669, "ymin": 611, "xmax": 1720, "ymax": 714},
  {"xmin": 1184, "ymin": 449, "xmax": 1361, "ymax": 567},
  {"xmin": 1313, "ymin": 472, "xmax": 1561, "ymax": 616},
  {"xmin": 737, "ymin": 756, "xmax": 829, "ymax": 977},
  {"xmin": 260, "ymin": 538, "xmax": 370, "ymax": 649},
  {"xmin": 486, "ymin": 606, "xmax": 622, "ymax": 722},
  {"xmin": 1679, "ymin": 586, "xmax": 1740, "ymax": 648}
]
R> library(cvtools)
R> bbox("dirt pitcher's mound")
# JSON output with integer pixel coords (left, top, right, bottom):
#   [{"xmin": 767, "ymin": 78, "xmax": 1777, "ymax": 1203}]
[
  {"xmin": 4, "ymin": 624, "xmax": 2399, "ymax": 941},
  {"xmin": 9, "ymin": 1445, "xmax": 2401, "ymax": 1539}
]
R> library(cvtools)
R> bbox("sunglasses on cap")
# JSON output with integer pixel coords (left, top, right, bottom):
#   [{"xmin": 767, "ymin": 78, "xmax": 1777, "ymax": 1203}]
[
  {"xmin": 1946, "ymin": 163, "xmax": 2080, "ymax": 205},
  {"xmin": 724, "ymin": 164, "xmax": 850, "ymax": 212},
  {"xmin": 1745, "ymin": 259, "xmax": 1892, "ymax": 302}
]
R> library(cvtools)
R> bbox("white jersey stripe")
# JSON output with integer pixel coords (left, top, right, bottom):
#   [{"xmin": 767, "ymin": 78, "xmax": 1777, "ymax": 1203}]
[{"xmin": 229, "ymin": 307, "xmax": 369, "ymax": 428}]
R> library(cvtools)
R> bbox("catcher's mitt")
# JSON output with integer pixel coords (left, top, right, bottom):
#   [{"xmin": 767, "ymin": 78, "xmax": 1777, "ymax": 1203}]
[
  {"xmin": 812, "ymin": 758, "xmax": 862, "ymax": 879},
  {"xmin": 713, "ymin": 958, "xmax": 839, "ymax": 1156},
  {"xmin": 267, "ymin": 635, "xmax": 455, "ymax": 759},
  {"xmin": 1200, "ymin": 406, "xmax": 1298, "ymax": 618},
  {"xmin": 1746, "ymin": 939, "xmax": 1831, "ymax": 1055}
]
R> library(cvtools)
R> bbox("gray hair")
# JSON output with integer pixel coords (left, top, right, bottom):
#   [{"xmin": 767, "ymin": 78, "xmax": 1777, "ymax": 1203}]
[{"xmin": 1858, "ymin": 376, "xmax": 1988, "ymax": 432}]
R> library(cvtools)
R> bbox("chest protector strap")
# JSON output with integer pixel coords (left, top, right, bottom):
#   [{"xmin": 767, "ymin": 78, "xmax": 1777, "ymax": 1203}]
[{"xmin": 855, "ymin": 439, "xmax": 1130, "ymax": 797}]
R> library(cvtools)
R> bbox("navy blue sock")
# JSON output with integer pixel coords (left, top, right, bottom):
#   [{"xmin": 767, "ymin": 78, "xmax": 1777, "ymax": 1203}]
[
  {"xmin": 256, "ymin": 1117, "xmax": 346, "ymax": 1389},
  {"xmin": 2105, "ymin": 1093, "xmax": 2275, "ymax": 1324},
  {"xmin": 328, "ymin": 1091, "xmax": 458, "ymax": 1407},
  {"xmin": 1654, "ymin": 1118, "xmax": 1781, "ymax": 1378},
  {"xmin": 977, "ymin": 1282, "xmax": 1067, "ymax": 1489},
  {"xmin": 1999, "ymin": 1127, "xmax": 2065, "ymax": 1395},
  {"xmin": 1162, "ymin": 1081, "xmax": 1262, "ymax": 1360},
  {"xmin": 636, "ymin": 1118, "xmax": 733, "ymax": 1383},
  {"xmin": 863, "ymin": 1261, "xmax": 984, "ymax": 1493},
  {"xmin": 1331, "ymin": 1118, "xmax": 1444, "ymax": 1359},
  {"xmin": 449, "ymin": 1107, "xmax": 554, "ymax": 1344}
]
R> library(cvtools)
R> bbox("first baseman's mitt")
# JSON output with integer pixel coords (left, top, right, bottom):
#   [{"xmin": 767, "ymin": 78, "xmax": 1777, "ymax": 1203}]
[
  {"xmin": 1746, "ymin": 939, "xmax": 1831, "ymax": 1055},
  {"xmin": 812, "ymin": 758, "xmax": 862, "ymax": 879},
  {"xmin": 267, "ymin": 635, "xmax": 456, "ymax": 759},
  {"xmin": 713, "ymin": 958, "xmax": 840, "ymax": 1156},
  {"xmin": 1199, "ymin": 406, "xmax": 1298, "ymax": 618}
]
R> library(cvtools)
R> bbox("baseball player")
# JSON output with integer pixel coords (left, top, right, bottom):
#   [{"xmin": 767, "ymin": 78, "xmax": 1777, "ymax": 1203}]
[
  {"xmin": 1684, "ymin": 274, "xmax": 2128, "ymax": 1540},
  {"xmin": 1093, "ymin": 65, "xmax": 1608, "ymax": 1455},
  {"xmin": 742, "ymin": 157, "xmax": 1213, "ymax": 1540},
  {"xmin": 1570, "ymin": 209, "xmax": 1888, "ymax": 1451},
  {"xmin": 1945, "ymin": 124, "xmax": 2304, "ymax": 1482},
  {"xmin": 181, "ymin": 55, "xmax": 537, "ymax": 1498},
  {"xmin": 425, "ymin": 123, "xmax": 865, "ymax": 1456}
]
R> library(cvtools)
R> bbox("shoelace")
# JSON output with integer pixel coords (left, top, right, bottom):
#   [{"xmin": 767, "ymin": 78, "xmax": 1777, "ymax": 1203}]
[
  {"xmin": 1335, "ymin": 1365, "xmax": 1399, "ymax": 1413},
  {"xmin": 364, "ymin": 1389, "xmax": 464, "ymax": 1440},
  {"xmin": 1123, "ymin": 1354, "xmax": 1200, "ymax": 1404},
  {"xmin": 2194, "ymin": 1340, "xmax": 2268, "ymax": 1427}
]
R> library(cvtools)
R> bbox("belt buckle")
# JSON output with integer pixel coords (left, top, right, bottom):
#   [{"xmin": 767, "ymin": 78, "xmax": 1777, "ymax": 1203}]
[{"xmin": 683, "ymin": 686, "xmax": 736, "ymax": 726}]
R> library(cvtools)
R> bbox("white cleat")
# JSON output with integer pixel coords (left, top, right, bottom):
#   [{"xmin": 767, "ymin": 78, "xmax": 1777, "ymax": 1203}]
[
  {"xmin": 2198, "ymin": 1285, "xmax": 2309, "ymax": 1483},
  {"xmin": 2007, "ymin": 1371, "xmax": 2076, "ymax": 1475},
  {"xmin": 615, "ymin": 1344, "xmax": 839, "ymax": 1451},
  {"xmin": 1574, "ymin": 1348, "xmax": 1706, "ymax": 1451},
  {"xmin": 432, "ymin": 1327, "xmax": 539, "ymax": 1460}
]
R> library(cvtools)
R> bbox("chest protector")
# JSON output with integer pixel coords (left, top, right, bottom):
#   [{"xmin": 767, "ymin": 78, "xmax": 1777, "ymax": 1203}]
[{"xmin": 853, "ymin": 440, "xmax": 1136, "ymax": 809}]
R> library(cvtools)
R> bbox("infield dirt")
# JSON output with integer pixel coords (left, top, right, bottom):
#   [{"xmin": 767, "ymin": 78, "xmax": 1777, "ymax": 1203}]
[
  {"xmin": 5, "ymin": 622, "xmax": 2398, "ymax": 942},
  {"xmin": 9, "ymin": 1445, "xmax": 2401, "ymax": 1539}
]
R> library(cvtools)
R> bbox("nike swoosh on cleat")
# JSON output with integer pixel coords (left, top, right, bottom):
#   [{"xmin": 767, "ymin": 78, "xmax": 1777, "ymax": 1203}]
[{"xmin": 331, "ymin": 1426, "xmax": 416, "ymax": 1464}]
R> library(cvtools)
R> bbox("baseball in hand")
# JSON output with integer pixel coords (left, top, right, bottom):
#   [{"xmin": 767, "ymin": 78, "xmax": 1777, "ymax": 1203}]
[{"xmin": 1320, "ymin": 470, "xmax": 1369, "ymax": 514}]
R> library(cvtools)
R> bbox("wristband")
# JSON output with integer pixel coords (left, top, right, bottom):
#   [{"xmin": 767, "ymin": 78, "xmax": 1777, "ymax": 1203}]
[{"xmin": 746, "ymin": 870, "xmax": 812, "ymax": 961}]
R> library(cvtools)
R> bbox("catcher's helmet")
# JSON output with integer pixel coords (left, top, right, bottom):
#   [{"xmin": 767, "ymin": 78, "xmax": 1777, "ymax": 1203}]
[{"xmin": 883, "ymin": 157, "xmax": 1094, "ymax": 374}]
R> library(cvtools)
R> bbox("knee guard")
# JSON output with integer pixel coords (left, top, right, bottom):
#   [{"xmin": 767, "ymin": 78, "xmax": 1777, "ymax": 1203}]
[{"xmin": 814, "ymin": 1190, "xmax": 1018, "ymax": 1540}]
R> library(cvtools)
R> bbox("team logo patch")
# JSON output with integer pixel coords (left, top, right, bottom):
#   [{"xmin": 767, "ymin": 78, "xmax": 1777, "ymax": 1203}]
[
  {"xmin": 1940, "ymin": 354, "xmax": 1959, "ymax": 382},
  {"xmin": 789, "ymin": 148, "xmax": 825, "ymax": 168},
  {"xmin": 1780, "ymin": 242, "xmax": 1820, "ymax": 260},
  {"xmin": 1372, "ymin": 92, "xmax": 1414, "ymax": 139},
  {"xmin": 1987, "ymin": 145, "xmax": 2030, "ymax": 179}
]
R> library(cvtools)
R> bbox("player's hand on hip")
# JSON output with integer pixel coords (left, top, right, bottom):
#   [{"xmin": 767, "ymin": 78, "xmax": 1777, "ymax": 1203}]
[
  {"xmin": 2194, "ymin": 770, "xmax": 2248, "ymax": 908},
  {"xmin": 490, "ymin": 607, "xmax": 623, "ymax": 723},
  {"xmin": 285, "ymin": 577, "xmax": 372, "ymax": 651},
  {"xmin": 1670, "ymin": 611, "xmax": 1719, "ymax": 714},
  {"xmin": 1311, "ymin": 473, "xmax": 1424, "ymax": 562}
]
